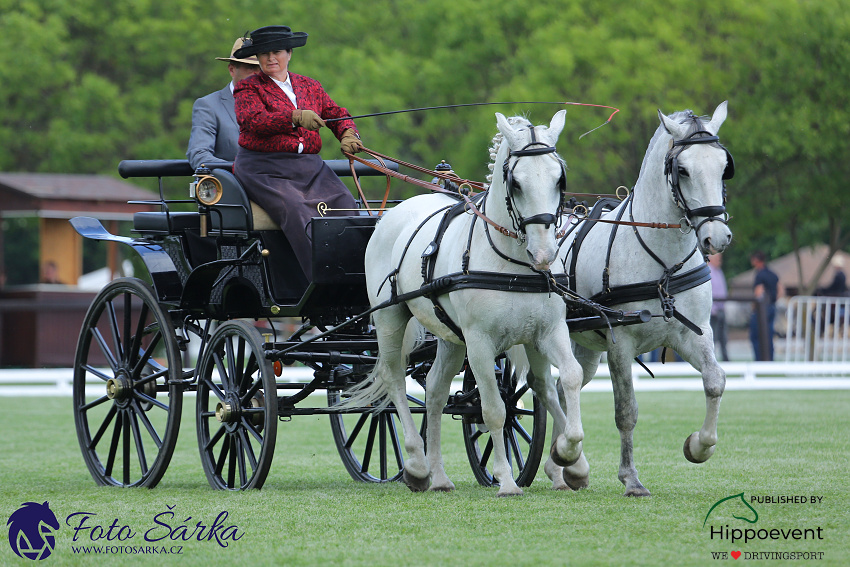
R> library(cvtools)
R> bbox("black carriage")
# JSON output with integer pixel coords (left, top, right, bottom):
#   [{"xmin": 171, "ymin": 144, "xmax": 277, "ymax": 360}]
[{"xmin": 70, "ymin": 159, "xmax": 552, "ymax": 490}]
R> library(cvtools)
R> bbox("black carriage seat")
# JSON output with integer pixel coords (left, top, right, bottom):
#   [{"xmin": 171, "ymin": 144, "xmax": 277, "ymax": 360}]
[{"xmin": 207, "ymin": 168, "xmax": 278, "ymax": 234}]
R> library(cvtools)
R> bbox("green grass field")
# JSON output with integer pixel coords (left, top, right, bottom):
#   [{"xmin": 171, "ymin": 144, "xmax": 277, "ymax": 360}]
[{"xmin": 1, "ymin": 390, "xmax": 848, "ymax": 566}]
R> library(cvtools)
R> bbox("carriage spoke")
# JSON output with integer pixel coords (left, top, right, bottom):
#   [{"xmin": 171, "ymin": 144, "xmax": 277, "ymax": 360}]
[
  {"xmin": 203, "ymin": 375, "xmax": 226, "ymax": 402},
  {"xmin": 360, "ymin": 415, "xmax": 380, "ymax": 474},
  {"xmin": 387, "ymin": 413, "xmax": 405, "ymax": 471},
  {"xmin": 214, "ymin": 433, "xmax": 230, "ymax": 476},
  {"xmin": 128, "ymin": 302, "xmax": 150, "ymax": 367},
  {"xmin": 506, "ymin": 427, "xmax": 525, "ymax": 469},
  {"xmin": 242, "ymin": 417, "xmax": 265, "ymax": 444},
  {"xmin": 133, "ymin": 406, "xmax": 163, "ymax": 450},
  {"xmin": 122, "ymin": 409, "xmax": 132, "ymax": 485},
  {"xmin": 134, "ymin": 390, "xmax": 170, "ymax": 412},
  {"xmin": 478, "ymin": 437, "xmax": 494, "ymax": 470},
  {"xmin": 239, "ymin": 425, "xmax": 259, "ymax": 471},
  {"xmin": 236, "ymin": 433, "xmax": 248, "ymax": 487},
  {"xmin": 205, "ymin": 424, "xmax": 226, "ymax": 452},
  {"xmin": 512, "ymin": 418, "xmax": 533, "ymax": 444},
  {"xmin": 344, "ymin": 413, "xmax": 370, "ymax": 450},
  {"xmin": 88, "ymin": 404, "xmax": 118, "ymax": 450},
  {"xmin": 82, "ymin": 363, "xmax": 114, "ymax": 383},
  {"xmin": 509, "ymin": 383, "xmax": 530, "ymax": 405},
  {"xmin": 379, "ymin": 413, "xmax": 388, "ymax": 480},
  {"xmin": 91, "ymin": 327, "xmax": 119, "ymax": 373},
  {"xmin": 227, "ymin": 436, "xmax": 237, "ymax": 489},
  {"xmin": 105, "ymin": 300, "xmax": 124, "ymax": 365},
  {"xmin": 80, "ymin": 394, "xmax": 110, "ymax": 413},
  {"xmin": 129, "ymin": 406, "xmax": 149, "ymax": 476},
  {"xmin": 104, "ymin": 411, "xmax": 123, "ymax": 478}
]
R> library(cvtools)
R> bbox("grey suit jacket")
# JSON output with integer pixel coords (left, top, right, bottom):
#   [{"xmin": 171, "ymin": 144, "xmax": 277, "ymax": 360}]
[{"xmin": 186, "ymin": 84, "xmax": 240, "ymax": 170}]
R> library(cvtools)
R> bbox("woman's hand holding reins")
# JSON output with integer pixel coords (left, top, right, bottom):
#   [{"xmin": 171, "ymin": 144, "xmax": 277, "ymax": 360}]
[{"xmin": 340, "ymin": 129, "xmax": 364, "ymax": 154}]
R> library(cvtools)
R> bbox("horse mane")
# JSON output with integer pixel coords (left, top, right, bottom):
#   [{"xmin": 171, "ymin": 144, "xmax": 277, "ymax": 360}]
[
  {"xmin": 486, "ymin": 115, "xmax": 528, "ymax": 184},
  {"xmin": 485, "ymin": 114, "xmax": 567, "ymax": 183},
  {"xmin": 639, "ymin": 109, "xmax": 710, "ymax": 177}
]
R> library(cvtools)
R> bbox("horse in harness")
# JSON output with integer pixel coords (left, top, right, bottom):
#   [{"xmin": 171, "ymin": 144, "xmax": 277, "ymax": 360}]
[
  {"xmin": 350, "ymin": 110, "xmax": 591, "ymax": 496},
  {"xmin": 530, "ymin": 101, "xmax": 734, "ymax": 495}
]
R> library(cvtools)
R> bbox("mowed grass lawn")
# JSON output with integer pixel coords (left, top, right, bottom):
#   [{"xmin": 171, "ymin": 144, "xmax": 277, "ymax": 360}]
[{"xmin": 1, "ymin": 389, "xmax": 848, "ymax": 566}]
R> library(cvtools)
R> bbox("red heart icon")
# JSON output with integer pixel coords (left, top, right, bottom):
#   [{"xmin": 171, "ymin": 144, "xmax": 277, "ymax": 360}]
[{"xmin": 731, "ymin": 551, "xmax": 742, "ymax": 559}]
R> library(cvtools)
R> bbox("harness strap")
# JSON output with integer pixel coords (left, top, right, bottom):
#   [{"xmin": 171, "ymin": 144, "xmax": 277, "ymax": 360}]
[{"xmin": 589, "ymin": 263, "xmax": 711, "ymax": 313}]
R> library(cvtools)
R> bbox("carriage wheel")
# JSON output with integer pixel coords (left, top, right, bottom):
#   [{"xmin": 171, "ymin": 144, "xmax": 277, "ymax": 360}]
[
  {"xmin": 461, "ymin": 359, "xmax": 546, "ymax": 487},
  {"xmin": 196, "ymin": 320, "xmax": 277, "ymax": 490},
  {"xmin": 73, "ymin": 277, "xmax": 183, "ymax": 488},
  {"xmin": 328, "ymin": 390, "xmax": 427, "ymax": 483}
]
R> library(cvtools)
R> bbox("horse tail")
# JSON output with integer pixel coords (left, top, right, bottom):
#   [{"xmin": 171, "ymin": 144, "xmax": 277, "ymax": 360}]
[
  {"xmin": 340, "ymin": 318, "xmax": 426, "ymax": 411},
  {"xmin": 505, "ymin": 345, "xmax": 531, "ymax": 383}
]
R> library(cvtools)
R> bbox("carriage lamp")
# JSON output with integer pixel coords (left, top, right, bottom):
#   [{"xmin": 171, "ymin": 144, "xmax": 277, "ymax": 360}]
[{"xmin": 191, "ymin": 166, "xmax": 224, "ymax": 206}]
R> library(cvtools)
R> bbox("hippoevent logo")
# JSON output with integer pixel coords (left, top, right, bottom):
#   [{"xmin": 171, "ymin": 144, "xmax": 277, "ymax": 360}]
[
  {"xmin": 6, "ymin": 503, "xmax": 245, "ymax": 560},
  {"xmin": 704, "ymin": 492, "xmax": 826, "ymax": 561},
  {"xmin": 7, "ymin": 502, "xmax": 60, "ymax": 561}
]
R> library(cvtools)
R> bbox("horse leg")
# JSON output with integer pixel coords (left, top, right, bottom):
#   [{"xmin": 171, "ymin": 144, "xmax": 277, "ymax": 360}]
[
  {"xmin": 673, "ymin": 333, "xmax": 726, "ymax": 463},
  {"xmin": 466, "ymin": 340, "xmax": 522, "ymax": 496},
  {"xmin": 608, "ymin": 347, "xmax": 651, "ymax": 497},
  {"xmin": 424, "ymin": 340, "xmax": 467, "ymax": 492},
  {"xmin": 537, "ymin": 331, "xmax": 585, "ymax": 474},
  {"xmin": 372, "ymin": 308, "xmax": 430, "ymax": 491}
]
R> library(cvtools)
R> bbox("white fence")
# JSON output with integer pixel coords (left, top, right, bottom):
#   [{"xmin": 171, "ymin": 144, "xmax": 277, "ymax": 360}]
[
  {"xmin": 3, "ymin": 362, "xmax": 850, "ymax": 397},
  {"xmin": 784, "ymin": 296, "xmax": 850, "ymax": 362}
]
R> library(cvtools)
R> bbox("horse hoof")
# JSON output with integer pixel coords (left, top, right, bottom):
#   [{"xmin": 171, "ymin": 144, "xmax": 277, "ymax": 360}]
[
  {"xmin": 402, "ymin": 469, "xmax": 430, "ymax": 492},
  {"xmin": 497, "ymin": 488, "xmax": 524, "ymax": 497},
  {"xmin": 624, "ymin": 486, "xmax": 652, "ymax": 497},
  {"xmin": 562, "ymin": 470, "xmax": 589, "ymax": 491},
  {"xmin": 550, "ymin": 441, "xmax": 580, "ymax": 468},
  {"xmin": 683, "ymin": 432, "xmax": 715, "ymax": 463},
  {"xmin": 429, "ymin": 483, "xmax": 455, "ymax": 493}
]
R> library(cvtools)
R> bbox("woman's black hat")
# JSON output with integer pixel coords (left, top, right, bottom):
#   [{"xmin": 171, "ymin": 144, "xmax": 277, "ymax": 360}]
[{"xmin": 234, "ymin": 26, "xmax": 308, "ymax": 58}]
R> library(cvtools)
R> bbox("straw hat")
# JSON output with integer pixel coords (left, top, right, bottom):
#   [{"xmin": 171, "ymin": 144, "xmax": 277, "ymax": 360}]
[{"xmin": 216, "ymin": 38, "xmax": 260, "ymax": 65}]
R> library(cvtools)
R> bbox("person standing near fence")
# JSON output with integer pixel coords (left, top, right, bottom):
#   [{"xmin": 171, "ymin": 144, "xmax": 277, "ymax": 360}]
[
  {"xmin": 708, "ymin": 254, "xmax": 730, "ymax": 362},
  {"xmin": 749, "ymin": 250, "xmax": 780, "ymax": 361}
]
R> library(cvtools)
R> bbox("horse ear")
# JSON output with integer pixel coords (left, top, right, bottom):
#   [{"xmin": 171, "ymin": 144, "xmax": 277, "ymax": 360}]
[
  {"xmin": 658, "ymin": 109, "xmax": 687, "ymax": 139},
  {"xmin": 547, "ymin": 109, "xmax": 567, "ymax": 139},
  {"xmin": 495, "ymin": 112, "xmax": 511, "ymax": 135},
  {"xmin": 706, "ymin": 101, "xmax": 728, "ymax": 135}
]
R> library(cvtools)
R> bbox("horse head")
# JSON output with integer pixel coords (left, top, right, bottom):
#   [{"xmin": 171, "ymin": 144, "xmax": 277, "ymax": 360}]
[
  {"xmin": 492, "ymin": 110, "xmax": 568, "ymax": 271},
  {"xmin": 658, "ymin": 101, "xmax": 734, "ymax": 255}
]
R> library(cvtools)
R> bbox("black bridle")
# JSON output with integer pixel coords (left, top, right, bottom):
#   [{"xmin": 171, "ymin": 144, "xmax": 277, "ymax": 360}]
[
  {"xmin": 663, "ymin": 113, "xmax": 735, "ymax": 234},
  {"xmin": 501, "ymin": 124, "xmax": 568, "ymax": 236}
]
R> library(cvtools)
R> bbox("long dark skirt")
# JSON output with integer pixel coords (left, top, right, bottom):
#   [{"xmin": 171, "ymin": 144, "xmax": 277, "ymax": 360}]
[{"xmin": 234, "ymin": 148, "xmax": 356, "ymax": 278}]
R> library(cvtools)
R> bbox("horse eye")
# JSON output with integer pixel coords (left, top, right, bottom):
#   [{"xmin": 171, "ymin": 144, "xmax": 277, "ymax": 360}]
[{"xmin": 677, "ymin": 166, "xmax": 689, "ymax": 178}]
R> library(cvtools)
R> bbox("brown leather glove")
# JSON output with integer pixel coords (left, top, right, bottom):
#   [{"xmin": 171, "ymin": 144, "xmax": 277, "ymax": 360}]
[
  {"xmin": 340, "ymin": 129, "xmax": 364, "ymax": 154},
  {"xmin": 292, "ymin": 109, "xmax": 325, "ymax": 131}
]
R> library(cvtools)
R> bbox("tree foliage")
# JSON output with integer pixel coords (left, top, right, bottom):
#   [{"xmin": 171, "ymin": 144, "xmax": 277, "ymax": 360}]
[{"xmin": 0, "ymin": 0, "xmax": 847, "ymax": 283}]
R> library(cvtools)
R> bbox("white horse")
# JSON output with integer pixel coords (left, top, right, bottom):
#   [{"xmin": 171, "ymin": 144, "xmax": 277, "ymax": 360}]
[
  {"xmin": 533, "ymin": 101, "xmax": 733, "ymax": 496},
  {"xmin": 354, "ymin": 111, "xmax": 583, "ymax": 496}
]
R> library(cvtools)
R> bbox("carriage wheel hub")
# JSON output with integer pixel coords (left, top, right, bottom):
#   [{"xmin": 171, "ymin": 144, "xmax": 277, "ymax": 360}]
[
  {"xmin": 106, "ymin": 377, "xmax": 130, "ymax": 401},
  {"xmin": 215, "ymin": 401, "xmax": 235, "ymax": 423}
]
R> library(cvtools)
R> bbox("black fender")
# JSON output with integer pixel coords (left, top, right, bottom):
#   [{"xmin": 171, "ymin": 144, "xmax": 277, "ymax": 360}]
[{"xmin": 70, "ymin": 217, "xmax": 183, "ymax": 304}]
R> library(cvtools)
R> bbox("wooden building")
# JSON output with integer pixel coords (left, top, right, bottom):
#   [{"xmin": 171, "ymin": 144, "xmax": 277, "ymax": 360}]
[{"xmin": 0, "ymin": 172, "xmax": 156, "ymax": 367}]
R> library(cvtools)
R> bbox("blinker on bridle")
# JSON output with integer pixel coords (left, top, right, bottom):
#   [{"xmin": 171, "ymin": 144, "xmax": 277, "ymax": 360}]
[
  {"xmin": 663, "ymin": 114, "xmax": 735, "ymax": 233},
  {"xmin": 502, "ymin": 124, "xmax": 568, "ymax": 235}
]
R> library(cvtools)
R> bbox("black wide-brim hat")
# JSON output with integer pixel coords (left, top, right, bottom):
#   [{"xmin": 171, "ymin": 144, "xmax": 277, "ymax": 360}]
[{"xmin": 233, "ymin": 26, "xmax": 308, "ymax": 58}]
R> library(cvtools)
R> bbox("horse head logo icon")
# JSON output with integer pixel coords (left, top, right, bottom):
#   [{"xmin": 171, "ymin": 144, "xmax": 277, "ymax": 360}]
[
  {"xmin": 7, "ymin": 502, "xmax": 60, "ymax": 560},
  {"xmin": 703, "ymin": 492, "xmax": 759, "ymax": 528}
]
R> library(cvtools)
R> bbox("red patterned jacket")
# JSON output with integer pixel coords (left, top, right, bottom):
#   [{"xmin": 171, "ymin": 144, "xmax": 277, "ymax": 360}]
[{"xmin": 234, "ymin": 72, "xmax": 357, "ymax": 153}]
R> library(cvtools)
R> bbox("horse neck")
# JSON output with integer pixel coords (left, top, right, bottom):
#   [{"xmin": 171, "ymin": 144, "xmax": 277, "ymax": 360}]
[{"xmin": 628, "ymin": 133, "xmax": 700, "ymax": 262}]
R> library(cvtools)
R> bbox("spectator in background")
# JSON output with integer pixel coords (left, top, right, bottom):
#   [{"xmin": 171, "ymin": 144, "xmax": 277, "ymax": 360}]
[
  {"xmin": 186, "ymin": 38, "xmax": 260, "ymax": 170},
  {"xmin": 749, "ymin": 250, "xmax": 780, "ymax": 361},
  {"xmin": 820, "ymin": 255, "xmax": 848, "ymax": 297},
  {"xmin": 707, "ymin": 254, "xmax": 730, "ymax": 362},
  {"xmin": 40, "ymin": 261, "xmax": 64, "ymax": 284}
]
